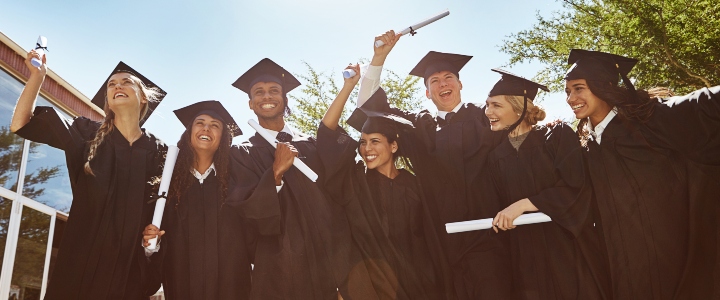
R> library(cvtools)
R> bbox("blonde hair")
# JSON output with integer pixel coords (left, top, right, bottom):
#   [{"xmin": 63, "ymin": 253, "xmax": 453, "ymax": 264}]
[
  {"xmin": 84, "ymin": 73, "xmax": 163, "ymax": 175},
  {"xmin": 503, "ymin": 95, "xmax": 546, "ymax": 126}
]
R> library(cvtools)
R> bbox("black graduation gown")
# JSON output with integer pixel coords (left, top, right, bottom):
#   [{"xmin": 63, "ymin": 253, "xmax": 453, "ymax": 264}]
[
  {"xmin": 584, "ymin": 86, "xmax": 720, "ymax": 299},
  {"xmin": 227, "ymin": 130, "xmax": 377, "ymax": 300},
  {"xmin": 399, "ymin": 104, "xmax": 510, "ymax": 299},
  {"xmin": 14, "ymin": 106, "xmax": 165, "ymax": 300},
  {"xmin": 148, "ymin": 172, "xmax": 253, "ymax": 300},
  {"xmin": 485, "ymin": 123, "xmax": 610, "ymax": 299},
  {"xmin": 316, "ymin": 124, "xmax": 454, "ymax": 300}
]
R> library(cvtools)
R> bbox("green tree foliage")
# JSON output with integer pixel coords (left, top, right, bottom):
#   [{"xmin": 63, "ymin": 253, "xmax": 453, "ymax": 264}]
[
  {"xmin": 287, "ymin": 62, "xmax": 423, "ymax": 138},
  {"xmin": 501, "ymin": 0, "xmax": 720, "ymax": 94}
]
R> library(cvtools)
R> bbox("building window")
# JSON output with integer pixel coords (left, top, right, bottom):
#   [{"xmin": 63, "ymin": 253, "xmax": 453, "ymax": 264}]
[{"xmin": 0, "ymin": 70, "xmax": 24, "ymax": 192}]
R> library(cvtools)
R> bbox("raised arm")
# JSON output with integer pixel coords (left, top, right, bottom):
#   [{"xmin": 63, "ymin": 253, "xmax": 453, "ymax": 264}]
[
  {"xmin": 11, "ymin": 50, "xmax": 47, "ymax": 132},
  {"xmin": 321, "ymin": 64, "xmax": 360, "ymax": 130},
  {"xmin": 357, "ymin": 30, "xmax": 401, "ymax": 107}
]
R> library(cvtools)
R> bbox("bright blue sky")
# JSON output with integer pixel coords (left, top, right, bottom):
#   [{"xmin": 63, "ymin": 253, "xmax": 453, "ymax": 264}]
[{"xmin": 1, "ymin": 0, "xmax": 572, "ymax": 144}]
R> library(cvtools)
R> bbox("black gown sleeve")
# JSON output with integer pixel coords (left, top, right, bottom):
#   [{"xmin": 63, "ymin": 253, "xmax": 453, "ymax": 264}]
[
  {"xmin": 14, "ymin": 106, "xmax": 97, "ymax": 149},
  {"xmin": 316, "ymin": 123, "xmax": 360, "ymax": 206},
  {"xmin": 643, "ymin": 85, "xmax": 720, "ymax": 165},
  {"xmin": 527, "ymin": 123, "xmax": 593, "ymax": 237},
  {"xmin": 225, "ymin": 146, "xmax": 282, "ymax": 236}
]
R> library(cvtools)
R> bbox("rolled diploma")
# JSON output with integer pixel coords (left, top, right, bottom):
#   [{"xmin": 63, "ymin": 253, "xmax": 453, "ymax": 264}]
[
  {"xmin": 445, "ymin": 212, "xmax": 551, "ymax": 234},
  {"xmin": 342, "ymin": 64, "xmax": 369, "ymax": 79},
  {"xmin": 147, "ymin": 145, "xmax": 180, "ymax": 250},
  {"xmin": 248, "ymin": 119, "xmax": 319, "ymax": 182},
  {"xmin": 374, "ymin": 9, "xmax": 450, "ymax": 47},
  {"xmin": 31, "ymin": 36, "xmax": 48, "ymax": 68}
]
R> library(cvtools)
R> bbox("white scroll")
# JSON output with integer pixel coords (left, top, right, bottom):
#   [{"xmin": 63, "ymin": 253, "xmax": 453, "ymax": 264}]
[
  {"xmin": 445, "ymin": 213, "xmax": 552, "ymax": 234},
  {"xmin": 31, "ymin": 36, "xmax": 48, "ymax": 67},
  {"xmin": 147, "ymin": 145, "xmax": 180, "ymax": 250},
  {"xmin": 342, "ymin": 64, "xmax": 369, "ymax": 79},
  {"xmin": 374, "ymin": 9, "xmax": 450, "ymax": 47},
  {"xmin": 248, "ymin": 119, "xmax": 319, "ymax": 182}
]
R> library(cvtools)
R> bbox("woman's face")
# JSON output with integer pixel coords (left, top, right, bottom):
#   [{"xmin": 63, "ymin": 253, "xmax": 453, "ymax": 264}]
[
  {"xmin": 106, "ymin": 72, "xmax": 145, "ymax": 112},
  {"xmin": 565, "ymin": 79, "xmax": 612, "ymax": 122},
  {"xmin": 359, "ymin": 132, "xmax": 397, "ymax": 171},
  {"xmin": 189, "ymin": 114, "xmax": 224, "ymax": 155},
  {"xmin": 485, "ymin": 95, "xmax": 520, "ymax": 131}
]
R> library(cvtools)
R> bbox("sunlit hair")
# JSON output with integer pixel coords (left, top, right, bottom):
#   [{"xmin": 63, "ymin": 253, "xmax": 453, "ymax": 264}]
[
  {"xmin": 575, "ymin": 80, "xmax": 673, "ymax": 146},
  {"xmin": 503, "ymin": 95, "xmax": 546, "ymax": 126},
  {"xmin": 84, "ymin": 73, "xmax": 164, "ymax": 175},
  {"xmin": 170, "ymin": 121, "xmax": 233, "ymax": 206}
]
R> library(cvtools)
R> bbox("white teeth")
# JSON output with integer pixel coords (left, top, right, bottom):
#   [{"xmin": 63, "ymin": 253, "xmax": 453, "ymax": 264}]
[
  {"xmin": 366, "ymin": 155, "xmax": 377, "ymax": 160},
  {"xmin": 440, "ymin": 91, "xmax": 451, "ymax": 96},
  {"xmin": 489, "ymin": 118, "xmax": 499, "ymax": 122},
  {"xmin": 571, "ymin": 104, "xmax": 585, "ymax": 110},
  {"xmin": 261, "ymin": 103, "xmax": 276, "ymax": 109},
  {"xmin": 114, "ymin": 92, "xmax": 127, "ymax": 99},
  {"xmin": 199, "ymin": 135, "xmax": 211, "ymax": 141}
]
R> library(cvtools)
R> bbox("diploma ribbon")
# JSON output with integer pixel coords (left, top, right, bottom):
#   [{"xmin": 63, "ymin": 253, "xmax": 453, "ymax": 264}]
[{"xmin": 35, "ymin": 43, "xmax": 48, "ymax": 51}]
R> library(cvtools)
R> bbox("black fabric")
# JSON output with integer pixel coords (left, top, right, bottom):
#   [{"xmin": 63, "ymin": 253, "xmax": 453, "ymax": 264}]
[
  {"xmin": 487, "ymin": 68, "xmax": 549, "ymax": 100},
  {"xmin": 436, "ymin": 112, "xmax": 456, "ymax": 128},
  {"xmin": 564, "ymin": 49, "xmax": 638, "ymax": 91},
  {"xmin": 173, "ymin": 100, "xmax": 242, "ymax": 137},
  {"xmin": 408, "ymin": 51, "xmax": 472, "ymax": 84},
  {"xmin": 361, "ymin": 96, "xmax": 512, "ymax": 299},
  {"xmin": 146, "ymin": 173, "xmax": 252, "ymax": 300},
  {"xmin": 231, "ymin": 58, "xmax": 301, "ymax": 96},
  {"xmin": 275, "ymin": 131, "xmax": 293, "ymax": 143},
  {"xmin": 227, "ymin": 131, "xmax": 377, "ymax": 300},
  {"xmin": 485, "ymin": 123, "xmax": 611, "ymax": 299},
  {"xmin": 14, "ymin": 106, "xmax": 165, "ymax": 300},
  {"xmin": 316, "ymin": 124, "xmax": 455, "ymax": 300},
  {"xmin": 583, "ymin": 86, "xmax": 720, "ymax": 298}
]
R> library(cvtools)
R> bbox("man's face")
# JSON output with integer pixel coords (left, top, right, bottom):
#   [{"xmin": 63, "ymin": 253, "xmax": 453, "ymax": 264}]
[
  {"xmin": 425, "ymin": 71, "xmax": 463, "ymax": 112},
  {"xmin": 248, "ymin": 81, "xmax": 285, "ymax": 120}
]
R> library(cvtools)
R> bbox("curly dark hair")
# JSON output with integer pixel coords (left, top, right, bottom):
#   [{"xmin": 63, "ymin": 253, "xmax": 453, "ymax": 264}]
[
  {"xmin": 170, "ymin": 122, "xmax": 233, "ymax": 207},
  {"xmin": 576, "ymin": 80, "xmax": 673, "ymax": 146}
]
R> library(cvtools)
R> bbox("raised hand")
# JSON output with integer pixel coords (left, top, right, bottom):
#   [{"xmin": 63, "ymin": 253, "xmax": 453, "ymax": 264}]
[{"xmin": 371, "ymin": 30, "xmax": 401, "ymax": 66}]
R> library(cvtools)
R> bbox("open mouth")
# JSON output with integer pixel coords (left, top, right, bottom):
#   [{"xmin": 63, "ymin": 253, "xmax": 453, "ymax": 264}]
[
  {"xmin": 571, "ymin": 103, "xmax": 586, "ymax": 112},
  {"xmin": 198, "ymin": 135, "xmax": 212, "ymax": 141},
  {"xmin": 488, "ymin": 118, "xmax": 499, "ymax": 123},
  {"xmin": 439, "ymin": 90, "xmax": 452, "ymax": 98},
  {"xmin": 260, "ymin": 103, "xmax": 277, "ymax": 110},
  {"xmin": 365, "ymin": 155, "xmax": 378, "ymax": 162},
  {"xmin": 113, "ymin": 92, "xmax": 128, "ymax": 99}
]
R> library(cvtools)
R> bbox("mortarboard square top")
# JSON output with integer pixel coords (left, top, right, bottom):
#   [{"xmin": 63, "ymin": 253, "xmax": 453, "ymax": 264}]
[
  {"xmin": 564, "ymin": 49, "xmax": 638, "ymax": 84},
  {"xmin": 347, "ymin": 88, "xmax": 414, "ymax": 137},
  {"xmin": 231, "ymin": 58, "xmax": 301, "ymax": 97},
  {"xmin": 90, "ymin": 61, "xmax": 167, "ymax": 126},
  {"xmin": 409, "ymin": 51, "xmax": 472, "ymax": 85},
  {"xmin": 488, "ymin": 68, "xmax": 549, "ymax": 101},
  {"xmin": 173, "ymin": 100, "xmax": 242, "ymax": 137}
]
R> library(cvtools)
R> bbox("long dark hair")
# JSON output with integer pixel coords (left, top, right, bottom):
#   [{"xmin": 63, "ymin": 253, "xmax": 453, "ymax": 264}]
[
  {"xmin": 170, "ymin": 123, "xmax": 233, "ymax": 206},
  {"xmin": 577, "ymin": 80, "xmax": 673, "ymax": 145}
]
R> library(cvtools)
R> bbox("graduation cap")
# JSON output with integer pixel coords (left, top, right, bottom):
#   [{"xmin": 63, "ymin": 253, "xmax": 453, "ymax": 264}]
[
  {"xmin": 231, "ymin": 58, "xmax": 301, "ymax": 97},
  {"xmin": 488, "ymin": 68, "xmax": 549, "ymax": 132},
  {"xmin": 564, "ymin": 49, "xmax": 638, "ymax": 91},
  {"xmin": 409, "ymin": 51, "xmax": 472, "ymax": 86},
  {"xmin": 346, "ymin": 88, "xmax": 414, "ymax": 138},
  {"xmin": 173, "ymin": 100, "xmax": 242, "ymax": 137},
  {"xmin": 488, "ymin": 68, "xmax": 549, "ymax": 100},
  {"xmin": 90, "ymin": 61, "xmax": 167, "ymax": 125}
]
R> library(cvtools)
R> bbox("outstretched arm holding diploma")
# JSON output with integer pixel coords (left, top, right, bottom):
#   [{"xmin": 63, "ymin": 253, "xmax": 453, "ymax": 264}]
[{"xmin": 357, "ymin": 31, "xmax": 401, "ymax": 107}]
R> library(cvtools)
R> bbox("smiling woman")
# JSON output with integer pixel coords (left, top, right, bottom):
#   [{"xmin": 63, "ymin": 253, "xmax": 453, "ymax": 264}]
[{"xmin": 11, "ymin": 55, "xmax": 168, "ymax": 300}]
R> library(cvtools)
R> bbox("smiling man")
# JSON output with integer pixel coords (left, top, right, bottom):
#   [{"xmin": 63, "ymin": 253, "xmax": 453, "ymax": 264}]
[
  {"xmin": 228, "ymin": 58, "xmax": 376, "ymax": 300},
  {"xmin": 356, "ymin": 32, "xmax": 509, "ymax": 299}
]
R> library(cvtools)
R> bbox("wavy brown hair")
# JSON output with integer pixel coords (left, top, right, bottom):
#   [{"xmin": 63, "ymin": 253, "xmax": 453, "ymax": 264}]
[
  {"xmin": 170, "ymin": 122, "xmax": 233, "ymax": 207},
  {"xmin": 576, "ymin": 80, "xmax": 673, "ymax": 146},
  {"xmin": 84, "ymin": 73, "xmax": 163, "ymax": 175}
]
